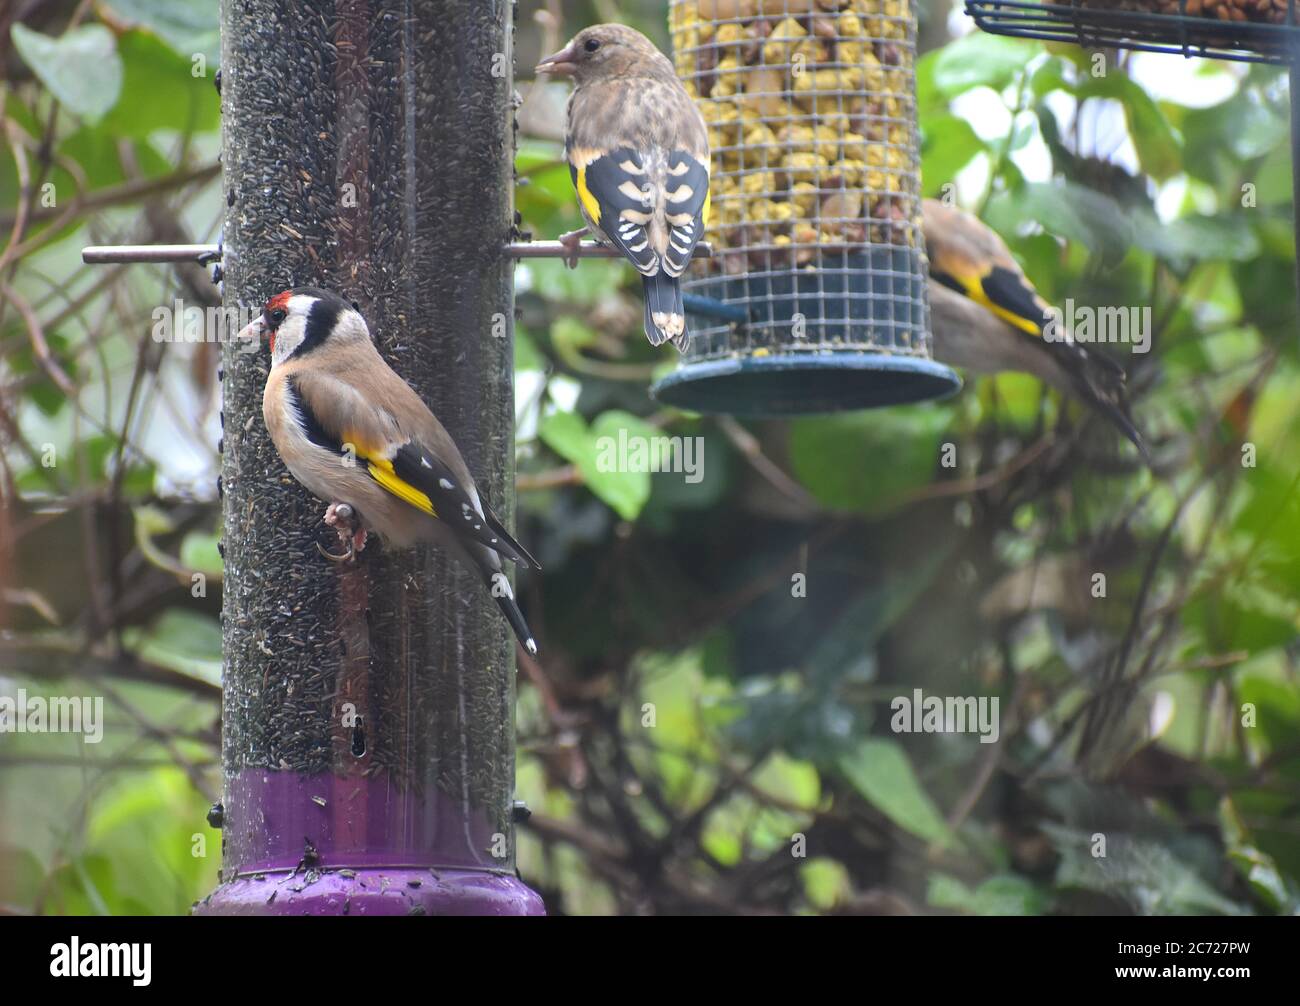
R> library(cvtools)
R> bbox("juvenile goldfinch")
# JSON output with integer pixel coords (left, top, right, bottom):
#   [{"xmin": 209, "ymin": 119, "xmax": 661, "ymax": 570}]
[
  {"xmin": 241, "ymin": 288, "xmax": 540, "ymax": 655},
  {"xmin": 923, "ymin": 198, "xmax": 1149, "ymax": 460},
  {"xmin": 536, "ymin": 24, "xmax": 710, "ymax": 352}
]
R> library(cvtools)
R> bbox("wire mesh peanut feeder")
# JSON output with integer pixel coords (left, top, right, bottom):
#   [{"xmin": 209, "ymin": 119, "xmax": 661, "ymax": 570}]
[{"xmin": 654, "ymin": 0, "xmax": 959, "ymax": 416}]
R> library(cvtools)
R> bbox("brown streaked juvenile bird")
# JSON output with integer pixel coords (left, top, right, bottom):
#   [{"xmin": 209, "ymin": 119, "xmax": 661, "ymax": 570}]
[
  {"xmin": 241, "ymin": 288, "xmax": 540, "ymax": 655},
  {"xmin": 923, "ymin": 198, "xmax": 1149, "ymax": 461},
  {"xmin": 536, "ymin": 24, "xmax": 710, "ymax": 352}
]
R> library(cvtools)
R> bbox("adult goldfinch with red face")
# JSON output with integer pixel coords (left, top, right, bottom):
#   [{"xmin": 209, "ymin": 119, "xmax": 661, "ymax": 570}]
[
  {"xmin": 923, "ymin": 198, "xmax": 1149, "ymax": 461},
  {"xmin": 240, "ymin": 288, "xmax": 539, "ymax": 655},
  {"xmin": 536, "ymin": 24, "xmax": 710, "ymax": 352}
]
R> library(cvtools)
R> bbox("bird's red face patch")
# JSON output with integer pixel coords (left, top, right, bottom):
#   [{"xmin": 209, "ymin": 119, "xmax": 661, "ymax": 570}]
[
  {"xmin": 263, "ymin": 290, "xmax": 293, "ymax": 354},
  {"xmin": 264, "ymin": 290, "xmax": 292, "ymax": 319}
]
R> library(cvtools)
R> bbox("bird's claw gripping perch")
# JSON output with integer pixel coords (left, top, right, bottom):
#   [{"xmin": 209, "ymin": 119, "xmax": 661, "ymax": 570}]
[
  {"xmin": 558, "ymin": 227, "xmax": 587, "ymax": 270},
  {"xmin": 318, "ymin": 502, "xmax": 367, "ymax": 563}
]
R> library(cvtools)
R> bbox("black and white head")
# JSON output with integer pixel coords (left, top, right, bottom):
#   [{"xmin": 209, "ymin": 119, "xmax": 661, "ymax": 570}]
[{"xmin": 246, "ymin": 287, "xmax": 369, "ymax": 367}]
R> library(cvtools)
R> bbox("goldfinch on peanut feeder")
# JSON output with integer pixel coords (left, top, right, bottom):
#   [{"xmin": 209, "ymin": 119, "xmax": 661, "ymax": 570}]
[
  {"xmin": 536, "ymin": 24, "xmax": 710, "ymax": 352},
  {"xmin": 240, "ymin": 288, "xmax": 540, "ymax": 655},
  {"xmin": 922, "ymin": 198, "xmax": 1149, "ymax": 461}
]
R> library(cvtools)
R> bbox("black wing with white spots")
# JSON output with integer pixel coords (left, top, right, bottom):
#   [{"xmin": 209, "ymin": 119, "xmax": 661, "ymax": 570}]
[
  {"xmin": 660, "ymin": 151, "xmax": 709, "ymax": 278},
  {"xmin": 389, "ymin": 442, "xmax": 535, "ymax": 568},
  {"xmin": 571, "ymin": 147, "xmax": 658, "ymax": 275}
]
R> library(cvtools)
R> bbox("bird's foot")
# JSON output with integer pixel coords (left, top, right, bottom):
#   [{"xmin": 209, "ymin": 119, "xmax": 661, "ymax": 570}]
[
  {"xmin": 318, "ymin": 503, "xmax": 367, "ymax": 562},
  {"xmin": 558, "ymin": 227, "xmax": 587, "ymax": 270}
]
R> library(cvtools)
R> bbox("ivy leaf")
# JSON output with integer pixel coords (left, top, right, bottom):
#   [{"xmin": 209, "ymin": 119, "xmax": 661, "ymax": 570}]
[
  {"xmin": 10, "ymin": 24, "xmax": 123, "ymax": 123},
  {"xmin": 101, "ymin": 0, "xmax": 221, "ymax": 63},
  {"xmin": 121, "ymin": 609, "xmax": 222, "ymax": 687},
  {"xmin": 986, "ymin": 182, "xmax": 1134, "ymax": 266},
  {"xmin": 929, "ymin": 873, "xmax": 1049, "ymax": 916},
  {"xmin": 931, "ymin": 33, "xmax": 1037, "ymax": 98},
  {"xmin": 922, "ymin": 114, "xmax": 985, "ymax": 197},
  {"xmin": 839, "ymin": 738, "xmax": 955, "ymax": 847},
  {"xmin": 1075, "ymin": 74, "xmax": 1182, "ymax": 181},
  {"xmin": 790, "ymin": 405, "xmax": 951, "ymax": 514},
  {"xmin": 179, "ymin": 530, "xmax": 223, "ymax": 577},
  {"xmin": 100, "ymin": 30, "xmax": 220, "ymax": 139},
  {"xmin": 539, "ymin": 409, "xmax": 658, "ymax": 521}
]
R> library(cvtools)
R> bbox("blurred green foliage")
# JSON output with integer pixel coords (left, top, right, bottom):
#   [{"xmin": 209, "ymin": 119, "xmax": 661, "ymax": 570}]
[{"xmin": 1, "ymin": 0, "xmax": 1297, "ymax": 916}]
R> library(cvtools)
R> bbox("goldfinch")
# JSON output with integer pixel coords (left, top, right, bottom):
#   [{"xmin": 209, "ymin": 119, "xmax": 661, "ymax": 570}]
[
  {"xmin": 241, "ymin": 288, "xmax": 540, "ymax": 655},
  {"xmin": 536, "ymin": 24, "xmax": 710, "ymax": 352},
  {"xmin": 923, "ymin": 198, "xmax": 1148, "ymax": 460}
]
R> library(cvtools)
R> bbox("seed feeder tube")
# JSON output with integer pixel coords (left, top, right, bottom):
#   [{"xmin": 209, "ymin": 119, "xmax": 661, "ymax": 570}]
[
  {"xmin": 655, "ymin": 0, "xmax": 960, "ymax": 417},
  {"xmin": 194, "ymin": 0, "xmax": 542, "ymax": 916}
]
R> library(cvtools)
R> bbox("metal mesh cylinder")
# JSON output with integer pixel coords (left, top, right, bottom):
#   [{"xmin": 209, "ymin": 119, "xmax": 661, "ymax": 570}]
[{"xmin": 655, "ymin": 0, "xmax": 959, "ymax": 415}]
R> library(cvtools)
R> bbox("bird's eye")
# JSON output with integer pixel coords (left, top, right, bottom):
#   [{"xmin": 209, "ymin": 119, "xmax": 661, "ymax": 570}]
[
  {"xmin": 267, "ymin": 308, "xmax": 287, "ymax": 326},
  {"xmin": 584, "ymin": 38, "xmax": 601, "ymax": 53}
]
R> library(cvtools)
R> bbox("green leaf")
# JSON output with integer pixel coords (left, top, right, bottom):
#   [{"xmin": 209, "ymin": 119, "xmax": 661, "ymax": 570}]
[
  {"xmin": 802, "ymin": 859, "xmax": 851, "ymax": 911},
  {"xmin": 789, "ymin": 405, "xmax": 951, "ymax": 514},
  {"xmin": 102, "ymin": 0, "xmax": 221, "ymax": 63},
  {"xmin": 1028, "ymin": 57, "xmax": 1073, "ymax": 100},
  {"xmin": 100, "ymin": 30, "xmax": 220, "ymax": 138},
  {"xmin": 121, "ymin": 609, "xmax": 221, "ymax": 687},
  {"xmin": 931, "ymin": 33, "xmax": 1037, "ymax": 99},
  {"xmin": 1045, "ymin": 824, "xmax": 1249, "ymax": 916},
  {"xmin": 1130, "ymin": 210, "xmax": 1260, "ymax": 266},
  {"xmin": 986, "ymin": 182, "xmax": 1134, "ymax": 265},
  {"xmin": 1219, "ymin": 798, "xmax": 1293, "ymax": 913},
  {"xmin": 10, "ymin": 24, "xmax": 124, "ymax": 123},
  {"xmin": 539, "ymin": 409, "xmax": 657, "ymax": 520},
  {"xmin": 1075, "ymin": 74, "xmax": 1182, "ymax": 181},
  {"xmin": 179, "ymin": 530, "xmax": 223, "ymax": 576},
  {"xmin": 981, "ymin": 372, "xmax": 1051, "ymax": 432},
  {"xmin": 552, "ymin": 315, "xmax": 598, "ymax": 353},
  {"xmin": 839, "ymin": 739, "xmax": 955, "ymax": 847},
  {"xmin": 1183, "ymin": 91, "xmax": 1288, "ymax": 182},
  {"xmin": 752, "ymin": 752, "xmax": 821, "ymax": 812},
  {"xmin": 515, "ymin": 327, "xmax": 545, "ymax": 371},
  {"xmin": 1252, "ymin": 144, "xmax": 1294, "ymax": 207},
  {"xmin": 928, "ymin": 872, "xmax": 1048, "ymax": 915},
  {"xmin": 521, "ymin": 258, "xmax": 624, "ymax": 305},
  {"xmin": 921, "ymin": 114, "xmax": 985, "ymax": 196},
  {"xmin": 85, "ymin": 768, "xmax": 219, "ymax": 914}
]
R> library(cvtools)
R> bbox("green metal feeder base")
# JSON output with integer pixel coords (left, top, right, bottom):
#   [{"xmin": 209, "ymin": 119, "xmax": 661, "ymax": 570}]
[{"xmin": 651, "ymin": 351, "xmax": 961, "ymax": 418}]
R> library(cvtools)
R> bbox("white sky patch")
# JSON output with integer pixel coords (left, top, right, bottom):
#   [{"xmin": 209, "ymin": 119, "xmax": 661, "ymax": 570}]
[
  {"xmin": 1080, "ymin": 98, "xmax": 1140, "ymax": 174},
  {"xmin": 514, "ymin": 370, "xmax": 546, "ymax": 443},
  {"xmin": 1009, "ymin": 114, "xmax": 1053, "ymax": 184},
  {"xmin": 948, "ymin": 5, "xmax": 973, "ymax": 36},
  {"xmin": 1149, "ymin": 690, "xmax": 1176, "ymax": 740},
  {"xmin": 937, "ymin": 12, "xmax": 1246, "ymax": 223},
  {"xmin": 547, "ymin": 374, "xmax": 581, "ymax": 414},
  {"xmin": 951, "ymin": 87, "xmax": 1012, "ymax": 143},
  {"xmin": 1128, "ymin": 54, "xmax": 1242, "ymax": 107},
  {"xmin": 953, "ymin": 157, "xmax": 988, "ymax": 206}
]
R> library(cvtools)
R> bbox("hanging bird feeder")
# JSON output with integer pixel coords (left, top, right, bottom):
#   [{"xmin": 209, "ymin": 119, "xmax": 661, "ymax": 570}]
[{"xmin": 655, "ymin": 0, "xmax": 960, "ymax": 417}]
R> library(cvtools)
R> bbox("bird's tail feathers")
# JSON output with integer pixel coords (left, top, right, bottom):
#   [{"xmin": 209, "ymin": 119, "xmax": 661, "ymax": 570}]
[
  {"xmin": 642, "ymin": 272, "xmax": 689, "ymax": 352},
  {"xmin": 485, "ymin": 567, "xmax": 538, "ymax": 656},
  {"xmin": 480, "ymin": 498, "xmax": 540, "ymax": 571},
  {"xmin": 1050, "ymin": 342, "xmax": 1150, "ymax": 463}
]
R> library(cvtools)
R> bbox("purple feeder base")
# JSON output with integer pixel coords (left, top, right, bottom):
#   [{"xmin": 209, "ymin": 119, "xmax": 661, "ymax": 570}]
[
  {"xmin": 194, "ymin": 770, "xmax": 545, "ymax": 916},
  {"xmin": 195, "ymin": 868, "xmax": 543, "ymax": 916}
]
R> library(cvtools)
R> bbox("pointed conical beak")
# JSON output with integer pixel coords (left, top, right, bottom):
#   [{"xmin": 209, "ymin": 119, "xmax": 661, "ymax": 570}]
[
  {"xmin": 237, "ymin": 317, "xmax": 268, "ymax": 355},
  {"xmin": 535, "ymin": 41, "xmax": 578, "ymax": 76}
]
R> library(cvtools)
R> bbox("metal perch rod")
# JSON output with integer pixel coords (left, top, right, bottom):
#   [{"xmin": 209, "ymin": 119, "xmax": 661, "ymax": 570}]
[
  {"xmin": 84, "ymin": 241, "xmax": 714, "ymax": 264},
  {"xmin": 82, "ymin": 244, "xmax": 223, "ymax": 264}
]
